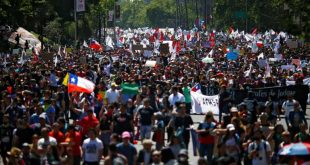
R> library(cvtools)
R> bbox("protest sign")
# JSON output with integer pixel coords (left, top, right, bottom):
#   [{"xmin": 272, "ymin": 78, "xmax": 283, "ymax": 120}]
[
  {"xmin": 159, "ymin": 43, "xmax": 169, "ymax": 54},
  {"xmin": 200, "ymin": 85, "xmax": 309, "ymax": 112},
  {"xmin": 145, "ymin": 60, "xmax": 156, "ymax": 67},
  {"xmin": 230, "ymin": 85, "xmax": 309, "ymax": 110},
  {"xmin": 143, "ymin": 45, "xmax": 153, "ymax": 51},
  {"xmin": 12, "ymin": 49, "xmax": 20, "ymax": 55},
  {"xmin": 132, "ymin": 45, "xmax": 143, "ymax": 52},
  {"xmin": 26, "ymin": 49, "xmax": 32, "ymax": 56},
  {"xmin": 258, "ymin": 59, "xmax": 267, "ymax": 68},
  {"xmin": 143, "ymin": 50, "xmax": 153, "ymax": 58},
  {"xmin": 291, "ymin": 59, "xmax": 301, "ymax": 66},
  {"xmin": 191, "ymin": 92, "xmax": 219, "ymax": 114},
  {"xmin": 269, "ymin": 58, "xmax": 278, "ymax": 62},
  {"xmin": 281, "ymin": 65, "xmax": 295, "ymax": 71},
  {"xmin": 274, "ymin": 54, "xmax": 283, "ymax": 61},
  {"xmin": 111, "ymin": 56, "xmax": 119, "ymax": 62},
  {"xmin": 286, "ymin": 78, "xmax": 310, "ymax": 86},
  {"xmin": 287, "ymin": 39, "xmax": 298, "ymax": 49}
]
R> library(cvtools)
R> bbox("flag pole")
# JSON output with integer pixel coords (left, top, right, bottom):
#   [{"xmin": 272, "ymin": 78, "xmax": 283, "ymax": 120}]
[
  {"xmin": 245, "ymin": 0, "xmax": 248, "ymax": 32},
  {"xmin": 74, "ymin": 0, "xmax": 78, "ymax": 42}
]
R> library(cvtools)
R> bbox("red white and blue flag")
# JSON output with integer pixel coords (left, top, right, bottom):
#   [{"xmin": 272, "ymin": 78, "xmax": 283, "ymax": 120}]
[
  {"xmin": 68, "ymin": 73, "xmax": 95, "ymax": 94},
  {"xmin": 191, "ymin": 84, "xmax": 201, "ymax": 93},
  {"xmin": 89, "ymin": 40, "xmax": 102, "ymax": 52}
]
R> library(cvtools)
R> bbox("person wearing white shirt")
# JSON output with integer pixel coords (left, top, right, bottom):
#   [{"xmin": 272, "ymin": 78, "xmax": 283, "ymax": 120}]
[
  {"xmin": 82, "ymin": 128, "xmax": 104, "ymax": 165},
  {"xmin": 248, "ymin": 130, "xmax": 271, "ymax": 165},
  {"xmin": 168, "ymin": 86, "xmax": 185, "ymax": 107},
  {"xmin": 282, "ymin": 95, "xmax": 298, "ymax": 117},
  {"xmin": 105, "ymin": 83, "xmax": 120, "ymax": 105},
  {"xmin": 37, "ymin": 127, "xmax": 58, "ymax": 164}
]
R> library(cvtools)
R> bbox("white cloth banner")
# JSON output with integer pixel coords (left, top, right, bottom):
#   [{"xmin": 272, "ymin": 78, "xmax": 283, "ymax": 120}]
[
  {"xmin": 191, "ymin": 92, "xmax": 219, "ymax": 114},
  {"xmin": 286, "ymin": 78, "xmax": 310, "ymax": 86}
]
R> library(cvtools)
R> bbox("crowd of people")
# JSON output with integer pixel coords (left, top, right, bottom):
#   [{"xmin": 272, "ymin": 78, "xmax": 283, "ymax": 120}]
[{"xmin": 0, "ymin": 27, "xmax": 309, "ymax": 165}]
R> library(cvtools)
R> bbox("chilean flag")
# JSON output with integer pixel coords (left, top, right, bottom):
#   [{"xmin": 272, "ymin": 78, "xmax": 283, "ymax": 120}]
[
  {"xmin": 68, "ymin": 73, "xmax": 95, "ymax": 94},
  {"xmin": 256, "ymin": 40, "xmax": 264, "ymax": 48},
  {"xmin": 191, "ymin": 84, "xmax": 201, "ymax": 93},
  {"xmin": 90, "ymin": 40, "xmax": 103, "ymax": 52}
]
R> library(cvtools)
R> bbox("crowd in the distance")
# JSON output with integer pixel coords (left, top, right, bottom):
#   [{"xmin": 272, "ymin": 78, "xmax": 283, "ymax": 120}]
[{"xmin": 0, "ymin": 27, "xmax": 309, "ymax": 165}]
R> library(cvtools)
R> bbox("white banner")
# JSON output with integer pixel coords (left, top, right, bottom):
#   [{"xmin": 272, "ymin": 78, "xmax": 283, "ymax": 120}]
[
  {"xmin": 286, "ymin": 78, "xmax": 310, "ymax": 86},
  {"xmin": 76, "ymin": 0, "xmax": 85, "ymax": 12},
  {"xmin": 191, "ymin": 91, "xmax": 219, "ymax": 114}
]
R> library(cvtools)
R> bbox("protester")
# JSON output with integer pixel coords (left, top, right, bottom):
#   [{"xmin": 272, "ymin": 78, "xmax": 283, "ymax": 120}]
[
  {"xmin": 135, "ymin": 98, "xmax": 155, "ymax": 140},
  {"xmin": 104, "ymin": 143, "xmax": 127, "ymax": 165},
  {"xmin": 82, "ymin": 128, "xmax": 103, "ymax": 165},
  {"xmin": 0, "ymin": 27, "xmax": 309, "ymax": 165},
  {"xmin": 248, "ymin": 129, "xmax": 272, "ymax": 165},
  {"xmin": 117, "ymin": 131, "xmax": 137, "ymax": 165},
  {"xmin": 137, "ymin": 139, "xmax": 154, "ymax": 165},
  {"xmin": 196, "ymin": 111, "xmax": 217, "ymax": 164}
]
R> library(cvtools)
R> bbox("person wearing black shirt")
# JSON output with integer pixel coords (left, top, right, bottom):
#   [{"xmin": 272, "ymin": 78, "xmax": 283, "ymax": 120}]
[
  {"xmin": 219, "ymin": 85, "xmax": 231, "ymax": 124},
  {"xmin": 0, "ymin": 114, "xmax": 14, "ymax": 165},
  {"xmin": 99, "ymin": 109, "xmax": 113, "ymax": 156},
  {"xmin": 13, "ymin": 117, "xmax": 35, "ymax": 148},
  {"xmin": 126, "ymin": 99, "xmax": 136, "ymax": 116},
  {"xmin": 112, "ymin": 104, "xmax": 134, "ymax": 136},
  {"xmin": 135, "ymin": 98, "xmax": 155, "ymax": 140},
  {"xmin": 172, "ymin": 103, "xmax": 193, "ymax": 149}
]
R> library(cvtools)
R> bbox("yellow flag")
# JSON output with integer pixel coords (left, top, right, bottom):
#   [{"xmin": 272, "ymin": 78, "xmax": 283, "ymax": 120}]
[{"xmin": 62, "ymin": 73, "xmax": 69, "ymax": 86}]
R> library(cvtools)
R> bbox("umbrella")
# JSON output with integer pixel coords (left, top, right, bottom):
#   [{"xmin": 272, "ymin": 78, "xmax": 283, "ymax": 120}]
[
  {"xmin": 279, "ymin": 142, "xmax": 310, "ymax": 156},
  {"xmin": 202, "ymin": 57, "xmax": 214, "ymax": 63}
]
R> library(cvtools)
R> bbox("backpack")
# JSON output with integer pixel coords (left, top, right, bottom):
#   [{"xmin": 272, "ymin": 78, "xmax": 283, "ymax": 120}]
[{"xmin": 249, "ymin": 140, "xmax": 270, "ymax": 164}]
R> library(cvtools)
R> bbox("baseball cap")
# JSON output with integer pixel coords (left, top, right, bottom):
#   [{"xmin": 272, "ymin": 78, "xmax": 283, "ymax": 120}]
[
  {"xmin": 230, "ymin": 107, "xmax": 238, "ymax": 113},
  {"xmin": 122, "ymin": 131, "xmax": 131, "ymax": 139},
  {"xmin": 178, "ymin": 149, "xmax": 188, "ymax": 156},
  {"xmin": 22, "ymin": 143, "xmax": 30, "ymax": 148},
  {"xmin": 227, "ymin": 124, "xmax": 235, "ymax": 131}
]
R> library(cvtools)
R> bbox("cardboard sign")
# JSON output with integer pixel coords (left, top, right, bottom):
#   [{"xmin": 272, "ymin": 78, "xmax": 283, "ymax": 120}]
[
  {"xmin": 159, "ymin": 43, "xmax": 169, "ymax": 54},
  {"xmin": 258, "ymin": 59, "xmax": 267, "ymax": 68},
  {"xmin": 145, "ymin": 60, "xmax": 156, "ymax": 67},
  {"xmin": 269, "ymin": 58, "xmax": 278, "ymax": 62},
  {"xmin": 12, "ymin": 49, "xmax": 20, "ymax": 55},
  {"xmin": 26, "ymin": 49, "xmax": 32, "ymax": 56},
  {"xmin": 143, "ymin": 50, "xmax": 153, "ymax": 58},
  {"xmin": 143, "ymin": 45, "xmax": 153, "ymax": 51},
  {"xmin": 281, "ymin": 65, "xmax": 295, "ymax": 71},
  {"xmin": 41, "ymin": 53, "xmax": 54, "ymax": 62},
  {"xmin": 274, "ymin": 54, "xmax": 283, "ymax": 61},
  {"xmin": 291, "ymin": 59, "xmax": 301, "ymax": 66},
  {"xmin": 79, "ymin": 57, "xmax": 87, "ymax": 64},
  {"xmin": 287, "ymin": 39, "xmax": 298, "ymax": 49},
  {"xmin": 132, "ymin": 45, "xmax": 143, "ymax": 52},
  {"xmin": 111, "ymin": 56, "xmax": 119, "ymax": 62}
]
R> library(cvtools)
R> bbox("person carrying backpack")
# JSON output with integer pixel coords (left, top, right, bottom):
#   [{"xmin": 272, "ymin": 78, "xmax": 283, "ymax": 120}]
[{"xmin": 248, "ymin": 129, "xmax": 271, "ymax": 165}]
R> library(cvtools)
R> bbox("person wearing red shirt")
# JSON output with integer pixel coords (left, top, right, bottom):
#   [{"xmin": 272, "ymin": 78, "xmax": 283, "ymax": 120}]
[
  {"xmin": 196, "ymin": 112, "xmax": 217, "ymax": 164},
  {"xmin": 63, "ymin": 124, "xmax": 82, "ymax": 165},
  {"xmin": 79, "ymin": 109, "xmax": 99, "ymax": 138},
  {"xmin": 48, "ymin": 122, "xmax": 64, "ymax": 144}
]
